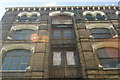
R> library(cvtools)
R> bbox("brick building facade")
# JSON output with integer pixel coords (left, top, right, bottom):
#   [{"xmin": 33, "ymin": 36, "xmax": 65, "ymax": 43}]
[{"xmin": 1, "ymin": 6, "xmax": 120, "ymax": 80}]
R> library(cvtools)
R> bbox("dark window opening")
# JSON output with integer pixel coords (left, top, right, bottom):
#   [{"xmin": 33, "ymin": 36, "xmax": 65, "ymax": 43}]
[
  {"xmin": 85, "ymin": 14, "xmax": 94, "ymax": 20},
  {"xmin": 97, "ymin": 47, "xmax": 120, "ymax": 68},
  {"xmin": 90, "ymin": 28, "xmax": 112, "ymax": 38},
  {"xmin": 96, "ymin": 14, "xmax": 106, "ymax": 20},
  {"xmin": 12, "ymin": 29, "xmax": 35, "ymax": 40}
]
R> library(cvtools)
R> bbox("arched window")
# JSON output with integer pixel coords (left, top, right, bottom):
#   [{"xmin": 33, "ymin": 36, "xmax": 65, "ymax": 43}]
[
  {"xmin": 90, "ymin": 28, "xmax": 112, "ymax": 38},
  {"xmin": 30, "ymin": 14, "xmax": 38, "ymax": 22},
  {"xmin": 97, "ymin": 47, "xmax": 120, "ymax": 68},
  {"xmin": 2, "ymin": 49, "xmax": 31, "ymax": 70},
  {"xmin": 49, "ymin": 11, "xmax": 74, "ymax": 24},
  {"xmin": 85, "ymin": 14, "xmax": 94, "ymax": 20},
  {"xmin": 7, "ymin": 25, "xmax": 38, "ymax": 40},
  {"xmin": 52, "ymin": 14, "xmax": 72, "ymax": 24},
  {"xmin": 12, "ymin": 29, "xmax": 35, "ymax": 40},
  {"xmin": 18, "ymin": 15, "xmax": 28, "ymax": 22},
  {"xmin": 17, "ymin": 12, "xmax": 40, "ymax": 22},
  {"xmin": 83, "ymin": 11, "xmax": 107, "ymax": 21},
  {"xmin": 96, "ymin": 14, "xmax": 105, "ymax": 20}
]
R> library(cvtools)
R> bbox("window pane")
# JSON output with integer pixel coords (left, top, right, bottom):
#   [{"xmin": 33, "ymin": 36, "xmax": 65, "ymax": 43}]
[
  {"xmin": 85, "ymin": 14, "xmax": 94, "ymax": 20},
  {"xmin": 98, "ymin": 48, "xmax": 120, "ymax": 58},
  {"xmin": 9, "ymin": 63, "xmax": 19, "ymax": 70},
  {"xmin": 92, "ymin": 34, "xmax": 112, "ymax": 38},
  {"xmin": 3, "ymin": 57, "xmax": 12, "ymax": 64},
  {"xmin": 52, "ymin": 15, "xmax": 72, "ymax": 24},
  {"xmin": 100, "ymin": 59, "xmax": 120, "ymax": 68},
  {"xmin": 90, "ymin": 28, "xmax": 111, "ymax": 34},
  {"xmin": 21, "ymin": 57, "xmax": 29, "ymax": 63},
  {"xmin": 63, "ymin": 30, "xmax": 72, "ymax": 39},
  {"xmin": 53, "ymin": 52, "xmax": 61, "ymax": 65},
  {"xmin": 53, "ymin": 30, "xmax": 61, "ymax": 38},
  {"xmin": 19, "ymin": 64, "xmax": 27, "ymax": 70},
  {"xmin": 96, "ymin": 14, "xmax": 105, "ymax": 20},
  {"xmin": 90, "ymin": 28, "xmax": 112, "ymax": 38},
  {"xmin": 2, "ymin": 63, "xmax": 10, "ymax": 70},
  {"xmin": 12, "ymin": 57, "xmax": 21, "ymax": 63},
  {"xmin": 18, "ymin": 16, "xmax": 28, "ymax": 22},
  {"xmin": 13, "ymin": 29, "xmax": 35, "ymax": 40},
  {"xmin": 66, "ymin": 51, "xmax": 75, "ymax": 65}
]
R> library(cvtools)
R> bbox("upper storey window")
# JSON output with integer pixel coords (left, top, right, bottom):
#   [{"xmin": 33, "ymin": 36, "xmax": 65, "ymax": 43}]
[
  {"xmin": 7, "ymin": 25, "xmax": 38, "ymax": 41},
  {"xmin": 17, "ymin": 12, "xmax": 40, "ymax": 22},
  {"xmin": 90, "ymin": 28, "xmax": 112, "ymax": 38},
  {"xmin": 13, "ymin": 29, "xmax": 35, "ymax": 40},
  {"xmin": 83, "ymin": 11, "xmax": 107, "ymax": 21},
  {"xmin": 85, "ymin": 14, "xmax": 94, "ymax": 20},
  {"xmin": 96, "ymin": 14, "xmax": 105, "ymax": 20},
  {"xmin": 18, "ymin": 15, "xmax": 28, "ymax": 22},
  {"xmin": 49, "ymin": 11, "xmax": 74, "ymax": 24},
  {"xmin": 87, "ymin": 24, "xmax": 118, "ymax": 39}
]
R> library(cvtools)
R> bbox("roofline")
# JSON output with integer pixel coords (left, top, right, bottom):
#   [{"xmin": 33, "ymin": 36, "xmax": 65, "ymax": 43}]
[{"xmin": 5, "ymin": 6, "xmax": 119, "ymax": 11}]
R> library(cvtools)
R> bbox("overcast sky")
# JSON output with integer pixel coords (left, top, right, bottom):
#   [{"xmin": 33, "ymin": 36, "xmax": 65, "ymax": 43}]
[{"xmin": 0, "ymin": 0, "xmax": 119, "ymax": 20}]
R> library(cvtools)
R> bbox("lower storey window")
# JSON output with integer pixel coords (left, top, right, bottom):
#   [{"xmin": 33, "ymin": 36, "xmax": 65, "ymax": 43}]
[
  {"xmin": 97, "ymin": 47, "xmax": 120, "ymax": 68},
  {"xmin": 53, "ymin": 51, "xmax": 75, "ymax": 66},
  {"xmin": 2, "ymin": 49, "xmax": 30, "ymax": 71}
]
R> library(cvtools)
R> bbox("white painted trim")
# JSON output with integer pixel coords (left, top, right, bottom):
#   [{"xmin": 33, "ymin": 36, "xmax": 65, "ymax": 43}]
[
  {"xmin": 49, "ymin": 11, "xmax": 74, "ymax": 16},
  {"xmin": 1, "ymin": 44, "xmax": 35, "ymax": 52},
  {"xmin": 116, "ymin": 11, "xmax": 120, "ymax": 15},
  {"xmin": 86, "ymin": 24, "xmax": 113, "ymax": 29},
  {"xmin": 11, "ymin": 25, "xmax": 39, "ymax": 31}
]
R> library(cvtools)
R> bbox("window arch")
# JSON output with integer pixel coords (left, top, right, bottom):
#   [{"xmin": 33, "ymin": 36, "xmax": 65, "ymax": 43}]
[
  {"xmin": 49, "ymin": 11, "xmax": 74, "ymax": 16},
  {"xmin": 1, "ymin": 44, "xmax": 34, "ymax": 71},
  {"xmin": 17, "ymin": 12, "xmax": 29, "ymax": 22},
  {"xmin": 49, "ymin": 11, "xmax": 74, "ymax": 24},
  {"xmin": 83, "ymin": 11, "xmax": 94, "ymax": 20},
  {"xmin": 92, "ymin": 42, "xmax": 120, "ymax": 69},
  {"xmin": 86, "ymin": 24, "xmax": 118, "ymax": 39},
  {"xmin": 7, "ymin": 25, "xmax": 38, "ymax": 40},
  {"xmin": 116, "ymin": 11, "xmax": 120, "ymax": 18},
  {"xmin": 17, "ymin": 12, "xmax": 40, "ymax": 22},
  {"xmin": 83, "ymin": 11, "xmax": 107, "ymax": 20}
]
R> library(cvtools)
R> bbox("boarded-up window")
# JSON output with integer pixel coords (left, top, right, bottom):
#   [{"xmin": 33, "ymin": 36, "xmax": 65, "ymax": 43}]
[
  {"xmin": 66, "ymin": 51, "xmax": 75, "ymax": 65},
  {"xmin": 53, "ymin": 52, "xmax": 61, "ymax": 65},
  {"xmin": 97, "ymin": 47, "xmax": 120, "ymax": 68}
]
